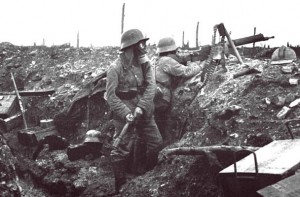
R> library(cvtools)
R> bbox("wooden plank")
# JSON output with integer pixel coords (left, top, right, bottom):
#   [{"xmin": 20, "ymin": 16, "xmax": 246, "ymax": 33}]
[
  {"xmin": 0, "ymin": 89, "xmax": 55, "ymax": 97},
  {"xmin": 257, "ymin": 173, "xmax": 300, "ymax": 197},
  {"xmin": 0, "ymin": 112, "xmax": 23, "ymax": 132},
  {"xmin": 0, "ymin": 95, "xmax": 18, "ymax": 118},
  {"xmin": 18, "ymin": 126, "xmax": 57, "ymax": 146},
  {"xmin": 220, "ymin": 139, "xmax": 300, "ymax": 175}
]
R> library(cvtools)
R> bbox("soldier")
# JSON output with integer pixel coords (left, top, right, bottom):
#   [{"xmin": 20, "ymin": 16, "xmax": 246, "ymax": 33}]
[
  {"xmin": 106, "ymin": 29, "xmax": 163, "ymax": 193},
  {"xmin": 153, "ymin": 37, "xmax": 205, "ymax": 145}
]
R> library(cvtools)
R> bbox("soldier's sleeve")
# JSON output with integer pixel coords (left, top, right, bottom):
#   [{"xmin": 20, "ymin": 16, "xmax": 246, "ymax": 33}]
[
  {"xmin": 106, "ymin": 64, "xmax": 131, "ymax": 121},
  {"xmin": 137, "ymin": 61, "xmax": 156, "ymax": 112},
  {"xmin": 164, "ymin": 58, "xmax": 202, "ymax": 78}
]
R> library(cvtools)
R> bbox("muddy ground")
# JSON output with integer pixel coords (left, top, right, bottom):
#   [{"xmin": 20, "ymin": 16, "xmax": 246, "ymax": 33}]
[{"xmin": 1, "ymin": 42, "xmax": 300, "ymax": 197}]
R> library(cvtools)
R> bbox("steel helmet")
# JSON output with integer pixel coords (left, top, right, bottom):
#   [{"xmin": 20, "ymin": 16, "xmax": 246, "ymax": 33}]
[
  {"xmin": 271, "ymin": 46, "xmax": 296, "ymax": 65},
  {"xmin": 156, "ymin": 37, "xmax": 178, "ymax": 54},
  {"xmin": 84, "ymin": 130, "xmax": 102, "ymax": 143},
  {"xmin": 120, "ymin": 29, "xmax": 149, "ymax": 51}
]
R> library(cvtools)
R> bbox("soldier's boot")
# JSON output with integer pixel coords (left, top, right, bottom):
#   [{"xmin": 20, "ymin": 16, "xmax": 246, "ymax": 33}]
[
  {"xmin": 146, "ymin": 152, "xmax": 159, "ymax": 171},
  {"xmin": 112, "ymin": 160, "xmax": 126, "ymax": 193},
  {"xmin": 163, "ymin": 119, "xmax": 175, "ymax": 146},
  {"xmin": 131, "ymin": 140, "xmax": 147, "ymax": 175}
]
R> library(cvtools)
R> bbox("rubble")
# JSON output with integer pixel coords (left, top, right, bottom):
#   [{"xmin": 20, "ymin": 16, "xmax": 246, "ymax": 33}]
[{"xmin": 0, "ymin": 42, "xmax": 300, "ymax": 196}]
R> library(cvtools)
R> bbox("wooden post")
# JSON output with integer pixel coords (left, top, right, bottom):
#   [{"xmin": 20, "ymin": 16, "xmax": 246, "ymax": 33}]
[
  {"xmin": 182, "ymin": 31, "xmax": 185, "ymax": 48},
  {"xmin": 253, "ymin": 27, "xmax": 256, "ymax": 48},
  {"xmin": 196, "ymin": 22, "xmax": 199, "ymax": 48},
  {"xmin": 77, "ymin": 31, "xmax": 79, "ymax": 49},
  {"xmin": 220, "ymin": 23, "xmax": 244, "ymax": 64},
  {"xmin": 121, "ymin": 3, "xmax": 125, "ymax": 34}
]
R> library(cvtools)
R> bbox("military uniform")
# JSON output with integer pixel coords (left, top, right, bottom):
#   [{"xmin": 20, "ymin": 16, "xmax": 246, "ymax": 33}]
[
  {"xmin": 106, "ymin": 52, "xmax": 163, "ymax": 191},
  {"xmin": 153, "ymin": 54, "xmax": 202, "ymax": 144}
]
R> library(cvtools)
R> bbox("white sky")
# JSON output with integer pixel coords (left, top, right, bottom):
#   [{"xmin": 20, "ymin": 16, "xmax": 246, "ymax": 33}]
[{"xmin": 1, "ymin": 0, "xmax": 299, "ymax": 48}]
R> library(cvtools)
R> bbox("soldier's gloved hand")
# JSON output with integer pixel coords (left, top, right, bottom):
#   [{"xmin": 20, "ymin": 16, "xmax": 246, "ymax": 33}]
[
  {"xmin": 126, "ymin": 113, "xmax": 135, "ymax": 123},
  {"xmin": 134, "ymin": 107, "xmax": 143, "ymax": 119}
]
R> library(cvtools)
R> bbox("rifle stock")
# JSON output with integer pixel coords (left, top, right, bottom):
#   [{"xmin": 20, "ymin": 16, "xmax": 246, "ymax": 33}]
[{"xmin": 113, "ymin": 122, "xmax": 130, "ymax": 148}]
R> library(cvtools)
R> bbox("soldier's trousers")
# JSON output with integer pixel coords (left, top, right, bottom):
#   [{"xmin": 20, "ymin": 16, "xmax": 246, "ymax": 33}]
[{"xmin": 110, "ymin": 115, "xmax": 162, "ymax": 169}]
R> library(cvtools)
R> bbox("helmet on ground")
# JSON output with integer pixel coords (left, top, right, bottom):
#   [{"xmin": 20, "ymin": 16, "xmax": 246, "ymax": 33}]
[
  {"xmin": 271, "ymin": 46, "xmax": 296, "ymax": 65},
  {"xmin": 84, "ymin": 130, "xmax": 102, "ymax": 143},
  {"xmin": 156, "ymin": 37, "xmax": 178, "ymax": 54},
  {"xmin": 120, "ymin": 29, "xmax": 149, "ymax": 51}
]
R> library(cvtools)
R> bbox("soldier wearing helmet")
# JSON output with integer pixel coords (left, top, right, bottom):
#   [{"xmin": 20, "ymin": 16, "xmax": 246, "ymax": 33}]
[
  {"xmin": 153, "ymin": 37, "xmax": 205, "ymax": 145},
  {"xmin": 106, "ymin": 29, "xmax": 162, "ymax": 193}
]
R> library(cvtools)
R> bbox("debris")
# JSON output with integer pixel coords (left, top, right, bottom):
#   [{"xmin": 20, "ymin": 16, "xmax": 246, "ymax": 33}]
[
  {"xmin": 288, "ymin": 78, "xmax": 299, "ymax": 85},
  {"xmin": 257, "ymin": 173, "xmax": 300, "ymax": 197},
  {"xmin": 67, "ymin": 142, "xmax": 103, "ymax": 161},
  {"xmin": 40, "ymin": 119, "xmax": 54, "ymax": 129},
  {"xmin": 219, "ymin": 139, "xmax": 300, "ymax": 197},
  {"xmin": 162, "ymin": 145, "xmax": 259, "ymax": 158},
  {"xmin": 232, "ymin": 67, "xmax": 261, "ymax": 79},
  {"xmin": 0, "ymin": 111, "xmax": 23, "ymax": 132},
  {"xmin": 0, "ymin": 89, "xmax": 55, "ymax": 96},
  {"xmin": 265, "ymin": 97, "xmax": 271, "ymax": 105},
  {"xmin": 289, "ymin": 98, "xmax": 300, "ymax": 108},
  {"xmin": 0, "ymin": 95, "xmax": 18, "ymax": 119},
  {"xmin": 276, "ymin": 106, "xmax": 291, "ymax": 119},
  {"xmin": 280, "ymin": 64, "xmax": 294, "ymax": 73},
  {"xmin": 17, "ymin": 126, "xmax": 57, "ymax": 146}
]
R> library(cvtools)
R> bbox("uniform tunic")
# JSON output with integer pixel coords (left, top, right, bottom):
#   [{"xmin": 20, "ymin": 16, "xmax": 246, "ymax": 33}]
[{"xmin": 106, "ymin": 56, "xmax": 162, "ymax": 161}]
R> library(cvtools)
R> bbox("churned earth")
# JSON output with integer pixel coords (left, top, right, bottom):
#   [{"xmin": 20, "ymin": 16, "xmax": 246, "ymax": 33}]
[{"xmin": 1, "ymin": 42, "xmax": 300, "ymax": 197}]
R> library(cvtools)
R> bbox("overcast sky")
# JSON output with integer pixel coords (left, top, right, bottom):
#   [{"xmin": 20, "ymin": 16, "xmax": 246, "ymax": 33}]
[{"xmin": 1, "ymin": 0, "xmax": 299, "ymax": 48}]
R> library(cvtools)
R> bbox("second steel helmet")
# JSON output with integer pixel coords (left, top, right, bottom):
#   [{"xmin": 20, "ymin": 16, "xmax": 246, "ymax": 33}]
[
  {"xmin": 120, "ymin": 29, "xmax": 149, "ymax": 51},
  {"xmin": 83, "ymin": 130, "xmax": 102, "ymax": 143},
  {"xmin": 156, "ymin": 37, "xmax": 178, "ymax": 54},
  {"xmin": 271, "ymin": 46, "xmax": 296, "ymax": 65}
]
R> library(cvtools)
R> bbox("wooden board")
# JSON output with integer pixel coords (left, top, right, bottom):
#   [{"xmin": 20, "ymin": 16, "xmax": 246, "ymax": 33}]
[
  {"xmin": 0, "ymin": 89, "xmax": 55, "ymax": 97},
  {"xmin": 0, "ymin": 112, "xmax": 23, "ymax": 132},
  {"xmin": 0, "ymin": 95, "xmax": 18, "ymax": 118},
  {"xmin": 257, "ymin": 173, "xmax": 300, "ymax": 197},
  {"xmin": 220, "ymin": 139, "xmax": 300, "ymax": 175}
]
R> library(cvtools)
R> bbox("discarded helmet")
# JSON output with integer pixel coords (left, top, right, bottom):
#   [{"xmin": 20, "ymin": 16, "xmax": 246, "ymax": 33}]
[
  {"xmin": 84, "ymin": 130, "xmax": 102, "ymax": 143},
  {"xmin": 120, "ymin": 29, "xmax": 149, "ymax": 51},
  {"xmin": 271, "ymin": 46, "xmax": 296, "ymax": 65},
  {"xmin": 156, "ymin": 37, "xmax": 178, "ymax": 54}
]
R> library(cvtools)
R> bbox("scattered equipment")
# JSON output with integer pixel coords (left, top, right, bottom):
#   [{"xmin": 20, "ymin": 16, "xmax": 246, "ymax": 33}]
[{"xmin": 271, "ymin": 46, "xmax": 296, "ymax": 65}]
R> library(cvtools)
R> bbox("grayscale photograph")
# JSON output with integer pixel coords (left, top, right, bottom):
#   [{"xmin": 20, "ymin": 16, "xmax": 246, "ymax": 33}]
[{"xmin": 0, "ymin": 0, "xmax": 300, "ymax": 196}]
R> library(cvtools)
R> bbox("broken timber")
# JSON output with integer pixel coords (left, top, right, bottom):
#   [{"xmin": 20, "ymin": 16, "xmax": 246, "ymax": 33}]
[
  {"xmin": 163, "ymin": 145, "xmax": 259, "ymax": 157},
  {"xmin": 17, "ymin": 126, "xmax": 57, "ymax": 146},
  {"xmin": 219, "ymin": 139, "xmax": 300, "ymax": 197},
  {"xmin": 0, "ymin": 88, "xmax": 55, "ymax": 97},
  {"xmin": 0, "ymin": 112, "xmax": 23, "ymax": 132}
]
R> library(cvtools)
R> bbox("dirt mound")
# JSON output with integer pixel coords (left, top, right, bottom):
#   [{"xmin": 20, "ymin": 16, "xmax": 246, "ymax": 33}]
[{"xmin": 1, "ymin": 43, "xmax": 300, "ymax": 197}]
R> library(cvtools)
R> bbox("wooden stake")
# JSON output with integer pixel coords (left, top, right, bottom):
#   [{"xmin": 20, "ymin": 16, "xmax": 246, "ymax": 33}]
[
  {"xmin": 253, "ymin": 27, "xmax": 256, "ymax": 48},
  {"xmin": 77, "ymin": 31, "xmax": 79, "ymax": 49},
  {"xmin": 121, "ymin": 3, "xmax": 125, "ymax": 34},
  {"xmin": 196, "ymin": 22, "xmax": 199, "ymax": 48}
]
